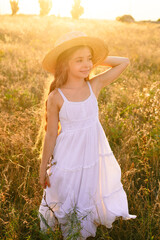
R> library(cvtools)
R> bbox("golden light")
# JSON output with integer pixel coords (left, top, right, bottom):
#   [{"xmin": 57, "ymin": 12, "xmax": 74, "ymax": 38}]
[{"xmin": 0, "ymin": 0, "xmax": 160, "ymax": 21}]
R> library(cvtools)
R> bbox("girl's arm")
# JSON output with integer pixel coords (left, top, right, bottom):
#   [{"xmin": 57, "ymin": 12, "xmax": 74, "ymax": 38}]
[
  {"xmin": 39, "ymin": 132, "xmax": 57, "ymax": 188},
  {"xmin": 92, "ymin": 56, "xmax": 130, "ymax": 92},
  {"xmin": 100, "ymin": 56, "xmax": 130, "ymax": 67},
  {"xmin": 39, "ymin": 91, "xmax": 59, "ymax": 188}
]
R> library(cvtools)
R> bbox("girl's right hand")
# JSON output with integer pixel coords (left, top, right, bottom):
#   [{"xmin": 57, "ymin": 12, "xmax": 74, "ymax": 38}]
[{"xmin": 39, "ymin": 171, "xmax": 51, "ymax": 189}]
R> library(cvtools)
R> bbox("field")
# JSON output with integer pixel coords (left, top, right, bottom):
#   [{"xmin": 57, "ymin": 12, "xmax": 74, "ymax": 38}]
[{"xmin": 0, "ymin": 15, "xmax": 160, "ymax": 239}]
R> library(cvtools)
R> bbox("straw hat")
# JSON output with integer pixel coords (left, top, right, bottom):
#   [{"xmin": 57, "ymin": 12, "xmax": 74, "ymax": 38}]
[{"xmin": 42, "ymin": 31, "xmax": 109, "ymax": 74}]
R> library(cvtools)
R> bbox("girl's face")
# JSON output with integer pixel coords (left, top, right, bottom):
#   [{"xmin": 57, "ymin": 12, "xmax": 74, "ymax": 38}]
[{"xmin": 67, "ymin": 46, "xmax": 93, "ymax": 80}]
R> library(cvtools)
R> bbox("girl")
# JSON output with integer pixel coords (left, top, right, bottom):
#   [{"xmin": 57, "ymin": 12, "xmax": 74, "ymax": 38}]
[{"xmin": 38, "ymin": 31, "xmax": 136, "ymax": 239}]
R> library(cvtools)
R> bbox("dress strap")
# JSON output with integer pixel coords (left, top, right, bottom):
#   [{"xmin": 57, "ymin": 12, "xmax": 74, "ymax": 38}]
[
  {"xmin": 57, "ymin": 88, "xmax": 68, "ymax": 102},
  {"xmin": 87, "ymin": 81, "xmax": 93, "ymax": 95}
]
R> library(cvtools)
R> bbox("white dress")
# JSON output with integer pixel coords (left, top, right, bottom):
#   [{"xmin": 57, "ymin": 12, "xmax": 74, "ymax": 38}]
[{"xmin": 38, "ymin": 80, "xmax": 136, "ymax": 239}]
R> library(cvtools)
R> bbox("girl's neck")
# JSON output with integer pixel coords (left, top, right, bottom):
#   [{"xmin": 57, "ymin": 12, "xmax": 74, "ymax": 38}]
[{"xmin": 61, "ymin": 79, "xmax": 87, "ymax": 89}]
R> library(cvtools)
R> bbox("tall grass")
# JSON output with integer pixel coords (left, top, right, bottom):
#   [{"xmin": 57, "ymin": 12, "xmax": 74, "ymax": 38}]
[{"xmin": 0, "ymin": 15, "xmax": 159, "ymax": 239}]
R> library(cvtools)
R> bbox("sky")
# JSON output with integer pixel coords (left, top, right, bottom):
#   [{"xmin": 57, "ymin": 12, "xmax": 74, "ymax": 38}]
[{"xmin": 0, "ymin": 0, "xmax": 160, "ymax": 21}]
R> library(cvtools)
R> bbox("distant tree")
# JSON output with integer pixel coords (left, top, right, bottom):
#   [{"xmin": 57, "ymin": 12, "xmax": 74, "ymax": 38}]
[
  {"xmin": 39, "ymin": 0, "xmax": 52, "ymax": 16},
  {"xmin": 116, "ymin": 15, "xmax": 135, "ymax": 23},
  {"xmin": 157, "ymin": 18, "xmax": 160, "ymax": 22},
  {"xmin": 70, "ymin": 0, "xmax": 84, "ymax": 20},
  {"xmin": 10, "ymin": 0, "xmax": 19, "ymax": 16}
]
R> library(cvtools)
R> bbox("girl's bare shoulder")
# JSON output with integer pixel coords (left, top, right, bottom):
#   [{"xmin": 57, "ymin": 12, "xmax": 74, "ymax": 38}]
[
  {"xmin": 47, "ymin": 89, "xmax": 61, "ymax": 113},
  {"xmin": 46, "ymin": 90, "xmax": 60, "ymax": 133},
  {"xmin": 89, "ymin": 78, "xmax": 100, "ymax": 99}
]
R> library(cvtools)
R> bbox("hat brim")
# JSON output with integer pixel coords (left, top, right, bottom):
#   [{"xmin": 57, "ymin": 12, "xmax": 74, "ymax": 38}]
[{"xmin": 42, "ymin": 36, "xmax": 109, "ymax": 74}]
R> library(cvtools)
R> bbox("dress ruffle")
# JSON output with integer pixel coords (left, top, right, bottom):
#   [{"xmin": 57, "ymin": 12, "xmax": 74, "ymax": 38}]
[{"xmin": 39, "ymin": 147, "xmax": 136, "ymax": 239}]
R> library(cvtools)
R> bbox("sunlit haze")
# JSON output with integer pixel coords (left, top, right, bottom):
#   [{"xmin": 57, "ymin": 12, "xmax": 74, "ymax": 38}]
[{"xmin": 0, "ymin": 0, "xmax": 160, "ymax": 21}]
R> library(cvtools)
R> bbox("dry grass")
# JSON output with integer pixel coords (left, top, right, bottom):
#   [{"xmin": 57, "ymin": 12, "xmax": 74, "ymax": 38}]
[{"xmin": 0, "ymin": 15, "xmax": 159, "ymax": 240}]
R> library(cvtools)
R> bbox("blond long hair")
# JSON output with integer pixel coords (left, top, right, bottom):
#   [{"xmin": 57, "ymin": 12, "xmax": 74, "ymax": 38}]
[{"xmin": 44, "ymin": 45, "xmax": 94, "ymax": 134}]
